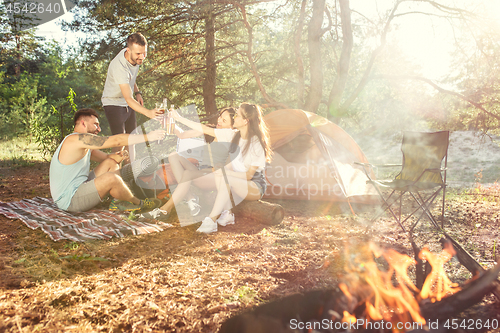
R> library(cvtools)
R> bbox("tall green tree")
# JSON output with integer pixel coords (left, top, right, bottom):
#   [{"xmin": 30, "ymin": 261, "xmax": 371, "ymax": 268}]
[
  {"xmin": 66, "ymin": 0, "xmax": 500, "ymax": 132},
  {"xmin": 0, "ymin": 19, "xmax": 100, "ymax": 155}
]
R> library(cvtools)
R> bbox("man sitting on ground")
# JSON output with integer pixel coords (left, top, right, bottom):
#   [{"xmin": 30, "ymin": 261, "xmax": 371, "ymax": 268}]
[{"xmin": 49, "ymin": 108, "xmax": 165, "ymax": 212}]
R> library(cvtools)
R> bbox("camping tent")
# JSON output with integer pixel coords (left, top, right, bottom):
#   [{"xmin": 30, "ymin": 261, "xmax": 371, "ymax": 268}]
[{"xmin": 263, "ymin": 109, "xmax": 377, "ymax": 203}]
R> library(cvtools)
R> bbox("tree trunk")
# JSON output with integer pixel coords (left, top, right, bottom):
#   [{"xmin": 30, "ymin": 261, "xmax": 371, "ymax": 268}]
[
  {"xmin": 304, "ymin": 0, "xmax": 326, "ymax": 113},
  {"xmin": 15, "ymin": 34, "xmax": 21, "ymax": 78},
  {"xmin": 294, "ymin": 0, "xmax": 307, "ymax": 109},
  {"xmin": 328, "ymin": 0, "xmax": 352, "ymax": 123},
  {"xmin": 203, "ymin": 0, "xmax": 217, "ymax": 124},
  {"xmin": 236, "ymin": 3, "xmax": 288, "ymax": 109},
  {"xmin": 339, "ymin": 1, "xmax": 401, "ymax": 112}
]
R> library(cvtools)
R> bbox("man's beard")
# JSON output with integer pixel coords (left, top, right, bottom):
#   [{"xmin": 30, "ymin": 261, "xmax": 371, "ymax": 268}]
[{"xmin": 130, "ymin": 56, "xmax": 143, "ymax": 65}]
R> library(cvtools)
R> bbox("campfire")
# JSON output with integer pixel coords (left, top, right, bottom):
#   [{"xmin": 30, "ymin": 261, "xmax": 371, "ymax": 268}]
[
  {"xmin": 220, "ymin": 243, "xmax": 500, "ymax": 333},
  {"xmin": 337, "ymin": 242, "xmax": 461, "ymax": 331}
]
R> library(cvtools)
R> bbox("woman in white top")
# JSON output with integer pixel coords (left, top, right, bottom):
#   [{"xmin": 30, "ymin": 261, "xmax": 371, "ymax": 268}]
[
  {"xmin": 140, "ymin": 107, "xmax": 235, "ymax": 220},
  {"xmin": 144, "ymin": 103, "xmax": 272, "ymax": 233},
  {"xmin": 166, "ymin": 107, "xmax": 235, "ymax": 215},
  {"xmin": 195, "ymin": 103, "xmax": 272, "ymax": 233}
]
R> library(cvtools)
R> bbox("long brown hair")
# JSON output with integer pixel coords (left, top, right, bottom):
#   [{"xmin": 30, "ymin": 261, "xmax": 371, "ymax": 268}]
[{"xmin": 230, "ymin": 103, "xmax": 272, "ymax": 163}]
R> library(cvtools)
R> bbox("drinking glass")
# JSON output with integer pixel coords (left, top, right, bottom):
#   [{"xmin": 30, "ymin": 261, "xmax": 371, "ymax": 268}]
[{"xmin": 166, "ymin": 104, "xmax": 175, "ymax": 135}]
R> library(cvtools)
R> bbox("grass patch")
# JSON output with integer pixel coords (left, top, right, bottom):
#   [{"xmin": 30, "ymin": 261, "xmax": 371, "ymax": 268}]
[
  {"xmin": 0, "ymin": 136, "xmax": 46, "ymax": 166},
  {"xmin": 478, "ymin": 165, "xmax": 500, "ymax": 183}
]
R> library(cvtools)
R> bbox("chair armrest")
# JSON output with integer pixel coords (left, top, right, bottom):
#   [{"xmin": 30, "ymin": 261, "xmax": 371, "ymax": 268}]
[
  {"xmin": 354, "ymin": 162, "xmax": 402, "ymax": 180},
  {"xmin": 426, "ymin": 168, "xmax": 447, "ymax": 172},
  {"xmin": 353, "ymin": 162, "xmax": 372, "ymax": 180},
  {"xmin": 413, "ymin": 167, "xmax": 447, "ymax": 184},
  {"xmin": 354, "ymin": 162, "xmax": 402, "ymax": 168}
]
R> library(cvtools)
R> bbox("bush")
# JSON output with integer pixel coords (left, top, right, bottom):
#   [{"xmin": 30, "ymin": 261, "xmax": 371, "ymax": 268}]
[{"xmin": 31, "ymin": 88, "xmax": 78, "ymax": 158}]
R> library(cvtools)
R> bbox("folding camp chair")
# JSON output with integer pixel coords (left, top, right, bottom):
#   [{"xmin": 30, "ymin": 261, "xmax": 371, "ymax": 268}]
[
  {"xmin": 358, "ymin": 132, "xmax": 500, "ymax": 298},
  {"xmin": 356, "ymin": 131, "xmax": 449, "ymax": 233}
]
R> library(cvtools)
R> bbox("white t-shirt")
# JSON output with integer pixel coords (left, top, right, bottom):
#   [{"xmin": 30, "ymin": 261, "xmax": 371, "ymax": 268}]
[
  {"xmin": 214, "ymin": 129, "xmax": 266, "ymax": 173},
  {"xmin": 101, "ymin": 48, "xmax": 140, "ymax": 107}
]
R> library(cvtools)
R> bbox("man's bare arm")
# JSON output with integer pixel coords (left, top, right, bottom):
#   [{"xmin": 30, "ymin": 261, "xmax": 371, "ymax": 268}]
[
  {"xmin": 78, "ymin": 134, "xmax": 108, "ymax": 148},
  {"xmin": 90, "ymin": 149, "xmax": 109, "ymax": 163},
  {"xmin": 134, "ymin": 83, "xmax": 144, "ymax": 106},
  {"xmin": 73, "ymin": 131, "xmax": 165, "ymax": 150},
  {"xmin": 119, "ymin": 84, "xmax": 161, "ymax": 119}
]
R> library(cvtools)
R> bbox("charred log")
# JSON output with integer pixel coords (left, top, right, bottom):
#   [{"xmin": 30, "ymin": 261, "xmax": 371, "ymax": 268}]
[
  {"xmin": 219, "ymin": 287, "xmax": 373, "ymax": 333},
  {"xmin": 410, "ymin": 235, "xmax": 426, "ymax": 290},
  {"xmin": 440, "ymin": 236, "xmax": 500, "ymax": 300}
]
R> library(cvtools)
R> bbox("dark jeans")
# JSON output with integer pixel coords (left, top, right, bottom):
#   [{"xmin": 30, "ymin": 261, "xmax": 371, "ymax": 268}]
[{"xmin": 104, "ymin": 105, "xmax": 137, "ymax": 134}]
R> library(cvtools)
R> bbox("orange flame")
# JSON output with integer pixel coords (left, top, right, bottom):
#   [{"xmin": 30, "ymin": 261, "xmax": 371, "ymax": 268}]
[
  {"xmin": 341, "ymin": 243, "xmax": 461, "ymax": 332},
  {"xmin": 342, "ymin": 310, "xmax": 357, "ymax": 323},
  {"xmin": 419, "ymin": 242, "xmax": 460, "ymax": 302}
]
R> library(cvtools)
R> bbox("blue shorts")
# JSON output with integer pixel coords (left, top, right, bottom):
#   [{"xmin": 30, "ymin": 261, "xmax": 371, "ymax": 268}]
[{"xmin": 251, "ymin": 171, "xmax": 267, "ymax": 199}]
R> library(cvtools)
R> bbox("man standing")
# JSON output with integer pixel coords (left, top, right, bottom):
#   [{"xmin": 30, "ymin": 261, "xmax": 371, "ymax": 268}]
[
  {"xmin": 102, "ymin": 32, "xmax": 162, "ymax": 153},
  {"xmin": 49, "ymin": 108, "xmax": 165, "ymax": 212}
]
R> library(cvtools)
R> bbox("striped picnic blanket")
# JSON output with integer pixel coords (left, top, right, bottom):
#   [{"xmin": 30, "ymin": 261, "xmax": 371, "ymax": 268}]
[{"xmin": 0, "ymin": 197, "xmax": 172, "ymax": 242}]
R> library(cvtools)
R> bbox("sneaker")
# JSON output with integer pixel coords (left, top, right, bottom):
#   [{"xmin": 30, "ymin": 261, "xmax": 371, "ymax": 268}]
[
  {"xmin": 187, "ymin": 198, "xmax": 201, "ymax": 216},
  {"xmin": 108, "ymin": 199, "xmax": 120, "ymax": 211},
  {"xmin": 140, "ymin": 208, "xmax": 169, "ymax": 221},
  {"xmin": 182, "ymin": 193, "xmax": 199, "ymax": 204},
  {"xmin": 110, "ymin": 200, "xmax": 141, "ymax": 212},
  {"xmin": 196, "ymin": 217, "xmax": 218, "ymax": 234},
  {"xmin": 140, "ymin": 198, "xmax": 162, "ymax": 212},
  {"xmin": 216, "ymin": 210, "xmax": 235, "ymax": 226},
  {"xmin": 108, "ymin": 198, "xmax": 161, "ymax": 212}
]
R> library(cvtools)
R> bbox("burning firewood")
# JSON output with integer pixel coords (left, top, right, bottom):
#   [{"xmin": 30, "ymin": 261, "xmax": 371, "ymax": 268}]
[
  {"xmin": 420, "ymin": 262, "xmax": 500, "ymax": 321},
  {"xmin": 439, "ymin": 235, "xmax": 500, "ymax": 301},
  {"xmin": 220, "ymin": 244, "xmax": 500, "ymax": 333}
]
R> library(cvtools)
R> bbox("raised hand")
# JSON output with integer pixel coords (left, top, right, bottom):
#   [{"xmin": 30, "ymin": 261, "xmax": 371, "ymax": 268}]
[
  {"xmin": 146, "ymin": 108, "xmax": 164, "ymax": 119},
  {"xmin": 170, "ymin": 108, "xmax": 181, "ymax": 120},
  {"xmin": 147, "ymin": 129, "xmax": 167, "ymax": 142}
]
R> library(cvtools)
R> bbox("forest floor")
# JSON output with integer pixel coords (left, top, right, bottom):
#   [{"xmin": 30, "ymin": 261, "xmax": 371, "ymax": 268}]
[
  {"xmin": 0, "ymin": 160, "xmax": 500, "ymax": 332},
  {"xmin": 1, "ymin": 130, "xmax": 500, "ymax": 332}
]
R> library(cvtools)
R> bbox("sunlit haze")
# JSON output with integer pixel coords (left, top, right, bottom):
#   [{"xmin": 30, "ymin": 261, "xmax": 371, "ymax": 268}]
[
  {"xmin": 36, "ymin": 0, "xmax": 500, "ymax": 81},
  {"xmin": 36, "ymin": 11, "xmax": 85, "ymax": 47},
  {"xmin": 351, "ymin": 0, "xmax": 497, "ymax": 81}
]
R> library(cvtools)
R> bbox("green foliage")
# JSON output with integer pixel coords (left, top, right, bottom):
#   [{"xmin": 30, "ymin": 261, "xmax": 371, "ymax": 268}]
[
  {"xmin": 228, "ymin": 286, "xmax": 261, "ymax": 304},
  {"xmin": 0, "ymin": 30, "xmax": 101, "ymax": 158},
  {"xmin": 31, "ymin": 88, "xmax": 78, "ymax": 158},
  {"xmin": 64, "ymin": 242, "xmax": 80, "ymax": 251},
  {"xmin": 2, "ymin": 0, "xmax": 498, "ymax": 150},
  {"xmin": 0, "ymin": 72, "xmax": 48, "ymax": 137}
]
